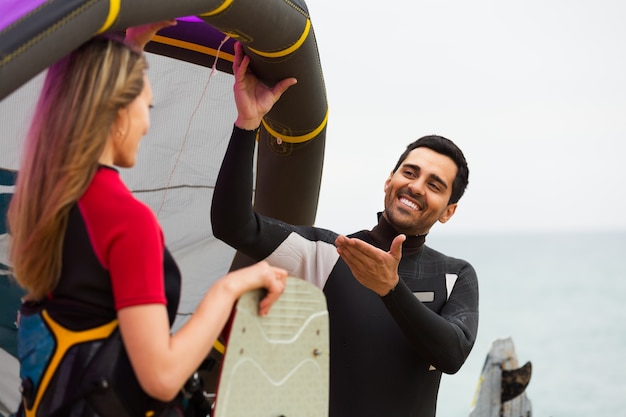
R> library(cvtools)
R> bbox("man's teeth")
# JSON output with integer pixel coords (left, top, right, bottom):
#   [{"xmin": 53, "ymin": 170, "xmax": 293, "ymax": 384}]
[{"xmin": 400, "ymin": 197, "xmax": 418, "ymax": 210}]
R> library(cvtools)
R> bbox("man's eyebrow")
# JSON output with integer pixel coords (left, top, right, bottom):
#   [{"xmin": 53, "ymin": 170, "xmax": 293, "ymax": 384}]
[
  {"xmin": 402, "ymin": 163, "xmax": 449, "ymax": 189},
  {"xmin": 429, "ymin": 173, "xmax": 449, "ymax": 189}
]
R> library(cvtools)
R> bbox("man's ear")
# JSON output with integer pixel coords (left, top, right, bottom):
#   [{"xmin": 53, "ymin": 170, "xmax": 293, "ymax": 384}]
[
  {"xmin": 384, "ymin": 172, "xmax": 393, "ymax": 191},
  {"xmin": 438, "ymin": 203, "xmax": 458, "ymax": 224}
]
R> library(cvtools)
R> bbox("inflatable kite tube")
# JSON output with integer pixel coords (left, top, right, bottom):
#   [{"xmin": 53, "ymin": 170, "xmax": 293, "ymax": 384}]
[{"xmin": 0, "ymin": 0, "xmax": 327, "ymax": 227}]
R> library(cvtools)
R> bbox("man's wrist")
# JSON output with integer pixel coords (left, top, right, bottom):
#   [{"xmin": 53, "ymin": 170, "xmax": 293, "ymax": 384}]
[
  {"xmin": 379, "ymin": 280, "xmax": 399, "ymax": 298},
  {"xmin": 234, "ymin": 118, "xmax": 261, "ymax": 131}
]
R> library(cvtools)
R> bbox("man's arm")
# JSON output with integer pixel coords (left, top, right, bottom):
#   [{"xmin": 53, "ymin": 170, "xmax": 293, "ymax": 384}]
[
  {"xmin": 212, "ymin": 41, "xmax": 299, "ymax": 261},
  {"xmin": 381, "ymin": 263, "xmax": 479, "ymax": 374},
  {"xmin": 336, "ymin": 233, "xmax": 479, "ymax": 373},
  {"xmin": 211, "ymin": 127, "xmax": 279, "ymax": 260}
]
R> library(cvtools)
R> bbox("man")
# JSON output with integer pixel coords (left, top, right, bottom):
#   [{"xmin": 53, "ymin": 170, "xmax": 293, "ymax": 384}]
[{"xmin": 212, "ymin": 43, "xmax": 479, "ymax": 417}]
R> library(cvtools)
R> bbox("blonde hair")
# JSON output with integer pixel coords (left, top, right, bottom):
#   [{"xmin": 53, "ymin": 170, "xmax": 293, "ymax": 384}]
[{"xmin": 8, "ymin": 35, "xmax": 148, "ymax": 300}]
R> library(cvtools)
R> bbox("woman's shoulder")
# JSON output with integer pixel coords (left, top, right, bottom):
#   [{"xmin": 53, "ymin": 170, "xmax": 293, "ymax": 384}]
[{"xmin": 81, "ymin": 167, "xmax": 158, "ymax": 230}]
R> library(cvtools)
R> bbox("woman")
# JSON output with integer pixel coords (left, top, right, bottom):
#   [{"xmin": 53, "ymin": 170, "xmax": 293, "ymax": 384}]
[{"xmin": 7, "ymin": 23, "xmax": 291, "ymax": 417}]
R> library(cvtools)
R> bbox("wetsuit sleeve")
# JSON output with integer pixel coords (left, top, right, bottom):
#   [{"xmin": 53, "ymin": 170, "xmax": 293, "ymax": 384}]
[
  {"xmin": 79, "ymin": 169, "xmax": 167, "ymax": 311},
  {"xmin": 108, "ymin": 206, "xmax": 167, "ymax": 310},
  {"xmin": 381, "ymin": 263, "xmax": 479, "ymax": 374},
  {"xmin": 211, "ymin": 126, "xmax": 291, "ymax": 260}
]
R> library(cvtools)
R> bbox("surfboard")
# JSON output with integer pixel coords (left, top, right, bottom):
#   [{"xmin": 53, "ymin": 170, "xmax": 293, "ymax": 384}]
[{"xmin": 211, "ymin": 277, "xmax": 329, "ymax": 417}]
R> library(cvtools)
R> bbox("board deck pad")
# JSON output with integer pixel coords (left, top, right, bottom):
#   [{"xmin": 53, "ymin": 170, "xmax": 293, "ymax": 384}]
[{"xmin": 212, "ymin": 277, "xmax": 329, "ymax": 417}]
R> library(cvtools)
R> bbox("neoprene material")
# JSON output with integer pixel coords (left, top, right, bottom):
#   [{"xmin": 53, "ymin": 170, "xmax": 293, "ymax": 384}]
[
  {"xmin": 212, "ymin": 127, "xmax": 480, "ymax": 417},
  {"xmin": 17, "ymin": 167, "xmax": 182, "ymax": 417}
]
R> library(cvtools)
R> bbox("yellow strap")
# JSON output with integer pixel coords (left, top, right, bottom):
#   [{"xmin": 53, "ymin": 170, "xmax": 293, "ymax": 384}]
[
  {"xmin": 213, "ymin": 338, "xmax": 225, "ymax": 354},
  {"xmin": 25, "ymin": 311, "xmax": 118, "ymax": 417},
  {"xmin": 152, "ymin": 35, "xmax": 235, "ymax": 63}
]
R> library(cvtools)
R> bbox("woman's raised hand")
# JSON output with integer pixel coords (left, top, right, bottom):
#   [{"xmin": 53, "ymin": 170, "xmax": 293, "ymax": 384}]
[{"xmin": 125, "ymin": 19, "xmax": 178, "ymax": 51}]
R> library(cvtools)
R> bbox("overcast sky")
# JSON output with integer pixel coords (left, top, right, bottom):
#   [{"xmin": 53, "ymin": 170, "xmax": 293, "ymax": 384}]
[{"xmin": 306, "ymin": 0, "xmax": 626, "ymax": 235}]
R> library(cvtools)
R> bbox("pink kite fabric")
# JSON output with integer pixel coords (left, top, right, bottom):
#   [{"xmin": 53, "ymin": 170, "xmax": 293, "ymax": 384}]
[{"xmin": 0, "ymin": 0, "xmax": 48, "ymax": 32}]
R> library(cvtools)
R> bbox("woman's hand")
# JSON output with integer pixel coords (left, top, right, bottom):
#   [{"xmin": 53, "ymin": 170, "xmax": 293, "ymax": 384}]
[
  {"xmin": 227, "ymin": 261, "xmax": 288, "ymax": 315},
  {"xmin": 125, "ymin": 19, "xmax": 177, "ymax": 51}
]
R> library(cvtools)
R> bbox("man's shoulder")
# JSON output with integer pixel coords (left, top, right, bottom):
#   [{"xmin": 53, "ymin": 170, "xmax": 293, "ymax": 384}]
[{"xmin": 421, "ymin": 244, "xmax": 474, "ymax": 269}]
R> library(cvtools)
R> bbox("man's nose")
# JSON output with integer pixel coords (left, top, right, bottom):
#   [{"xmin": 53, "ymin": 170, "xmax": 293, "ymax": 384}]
[{"xmin": 408, "ymin": 178, "xmax": 426, "ymax": 196}]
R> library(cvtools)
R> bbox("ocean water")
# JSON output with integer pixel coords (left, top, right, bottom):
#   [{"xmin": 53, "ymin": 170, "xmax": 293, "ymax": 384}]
[
  {"xmin": 429, "ymin": 232, "xmax": 626, "ymax": 417},
  {"xmin": 2, "ymin": 232, "xmax": 623, "ymax": 416}
]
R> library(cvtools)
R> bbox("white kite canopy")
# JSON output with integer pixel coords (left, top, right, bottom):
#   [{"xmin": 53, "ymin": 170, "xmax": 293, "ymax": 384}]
[
  {"xmin": 0, "ymin": 50, "xmax": 240, "ymax": 325},
  {"xmin": 0, "ymin": 0, "xmax": 328, "ymax": 333}
]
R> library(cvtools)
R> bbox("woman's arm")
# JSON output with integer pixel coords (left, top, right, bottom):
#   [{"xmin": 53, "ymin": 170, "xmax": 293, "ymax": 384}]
[{"xmin": 118, "ymin": 261, "xmax": 286, "ymax": 401}]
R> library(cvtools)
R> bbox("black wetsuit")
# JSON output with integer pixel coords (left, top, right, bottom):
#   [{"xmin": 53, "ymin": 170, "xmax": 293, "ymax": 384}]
[{"xmin": 212, "ymin": 127, "xmax": 479, "ymax": 417}]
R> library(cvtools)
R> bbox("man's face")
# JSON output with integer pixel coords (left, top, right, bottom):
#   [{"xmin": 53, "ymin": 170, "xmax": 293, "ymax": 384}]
[{"xmin": 383, "ymin": 147, "xmax": 458, "ymax": 236}]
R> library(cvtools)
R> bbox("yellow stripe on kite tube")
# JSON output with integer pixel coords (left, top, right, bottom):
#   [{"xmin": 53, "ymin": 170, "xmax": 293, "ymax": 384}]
[
  {"xmin": 248, "ymin": 19, "xmax": 311, "ymax": 59},
  {"xmin": 262, "ymin": 109, "xmax": 328, "ymax": 144},
  {"xmin": 97, "ymin": 0, "xmax": 121, "ymax": 34},
  {"xmin": 151, "ymin": 35, "xmax": 235, "ymax": 63},
  {"xmin": 198, "ymin": 0, "xmax": 234, "ymax": 17}
]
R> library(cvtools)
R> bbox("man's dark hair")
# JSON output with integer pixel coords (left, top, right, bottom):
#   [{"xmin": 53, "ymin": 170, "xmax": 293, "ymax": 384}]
[{"xmin": 392, "ymin": 135, "xmax": 469, "ymax": 204}]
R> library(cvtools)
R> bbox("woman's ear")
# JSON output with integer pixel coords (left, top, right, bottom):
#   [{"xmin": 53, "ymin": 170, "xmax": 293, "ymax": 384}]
[{"xmin": 113, "ymin": 108, "xmax": 129, "ymax": 141}]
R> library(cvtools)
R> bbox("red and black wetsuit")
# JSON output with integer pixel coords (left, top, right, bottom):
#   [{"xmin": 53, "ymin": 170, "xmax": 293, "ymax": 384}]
[
  {"xmin": 212, "ymin": 127, "xmax": 479, "ymax": 417},
  {"xmin": 51, "ymin": 165, "xmax": 180, "ymax": 325},
  {"xmin": 18, "ymin": 165, "xmax": 181, "ymax": 416}
]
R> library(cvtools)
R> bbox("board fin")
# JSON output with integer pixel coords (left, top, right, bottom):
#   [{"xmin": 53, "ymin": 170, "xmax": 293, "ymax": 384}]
[{"xmin": 501, "ymin": 360, "xmax": 532, "ymax": 403}]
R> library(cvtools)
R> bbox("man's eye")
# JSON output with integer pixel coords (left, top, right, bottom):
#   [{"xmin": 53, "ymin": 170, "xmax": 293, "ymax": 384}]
[{"xmin": 429, "ymin": 183, "xmax": 442, "ymax": 192}]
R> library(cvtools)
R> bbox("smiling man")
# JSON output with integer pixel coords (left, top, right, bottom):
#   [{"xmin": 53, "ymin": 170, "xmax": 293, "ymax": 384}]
[{"xmin": 212, "ymin": 43, "xmax": 479, "ymax": 417}]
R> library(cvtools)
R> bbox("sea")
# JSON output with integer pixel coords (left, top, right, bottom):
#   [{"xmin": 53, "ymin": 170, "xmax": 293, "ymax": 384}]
[
  {"xmin": 1, "ymin": 232, "xmax": 623, "ymax": 416},
  {"xmin": 428, "ymin": 232, "xmax": 626, "ymax": 417}
]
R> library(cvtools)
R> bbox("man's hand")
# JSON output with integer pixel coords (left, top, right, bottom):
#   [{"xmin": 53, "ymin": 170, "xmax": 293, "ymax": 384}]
[
  {"xmin": 335, "ymin": 234, "xmax": 406, "ymax": 296},
  {"xmin": 232, "ymin": 42, "xmax": 297, "ymax": 130}
]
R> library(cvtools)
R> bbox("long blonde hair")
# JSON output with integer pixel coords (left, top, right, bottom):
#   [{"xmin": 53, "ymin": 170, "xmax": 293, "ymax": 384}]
[{"xmin": 8, "ymin": 35, "xmax": 148, "ymax": 300}]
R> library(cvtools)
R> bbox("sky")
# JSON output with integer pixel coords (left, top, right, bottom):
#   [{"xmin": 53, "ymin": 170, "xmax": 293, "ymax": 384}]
[
  {"xmin": 305, "ymin": 0, "xmax": 626, "ymax": 235},
  {"xmin": 3, "ymin": 1, "xmax": 624, "ymax": 237}
]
